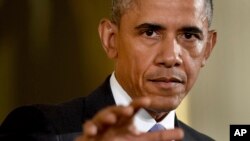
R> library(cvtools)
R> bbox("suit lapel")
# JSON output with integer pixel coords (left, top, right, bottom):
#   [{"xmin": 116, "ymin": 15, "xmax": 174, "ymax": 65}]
[{"xmin": 175, "ymin": 115, "xmax": 193, "ymax": 141}]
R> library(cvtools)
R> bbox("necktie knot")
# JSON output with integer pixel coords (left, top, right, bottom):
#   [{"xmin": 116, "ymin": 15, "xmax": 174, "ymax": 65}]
[{"xmin": 148, "ymin": 123, "xmax": 166, "ymax": 132}]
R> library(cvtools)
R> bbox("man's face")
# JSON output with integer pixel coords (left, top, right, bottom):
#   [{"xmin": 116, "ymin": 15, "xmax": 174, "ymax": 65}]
[{"xmin": 107, "ymin": 0, "xmax": 216, "ymax": 112}]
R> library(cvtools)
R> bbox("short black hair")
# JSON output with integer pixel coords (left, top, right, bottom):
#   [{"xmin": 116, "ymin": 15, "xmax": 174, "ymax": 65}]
[{"xmin": 111, "ymin": 0, "xmax": 214, "ymax": 27}]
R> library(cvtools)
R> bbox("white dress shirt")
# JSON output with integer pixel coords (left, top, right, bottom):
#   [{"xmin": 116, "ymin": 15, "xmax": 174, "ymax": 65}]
[{"xmin": 110, "ymin": 73, "xmax": 176, "ymax": 132}]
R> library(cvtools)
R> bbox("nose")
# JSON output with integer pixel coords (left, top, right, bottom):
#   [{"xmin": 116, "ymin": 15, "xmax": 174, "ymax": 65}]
[{"xmin": 154, "ymin": 37, "xmax": 182, "ymax": 68}]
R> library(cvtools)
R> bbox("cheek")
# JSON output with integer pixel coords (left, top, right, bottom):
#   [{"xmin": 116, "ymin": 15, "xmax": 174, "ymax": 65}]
[
  {"xmin": 183, "ymin": 43, "xmax": 207, "ymax": 90},
  {"xmin": 121, "ymin": 35, "xmax": 155, "ymax": 74},
  {"xmin": 130, "ymin": 50, "xmax": 155, "ymax": 94},
  {"xmin": 184, "ymin": 56, "xmax": 202, "ymax": 92},
  {"xmin": 117, "ymin": 40, "xmax": 155, "ymax": 96}
]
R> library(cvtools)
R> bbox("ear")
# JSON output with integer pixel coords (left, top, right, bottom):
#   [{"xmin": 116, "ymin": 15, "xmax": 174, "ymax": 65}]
[
  {"xmin": 98, "ymin": 18, "xmax": 118, "ymax": 59},
  {"xmin": 201, "ymin": 30, "xmax": 217, "ymax": 67}
]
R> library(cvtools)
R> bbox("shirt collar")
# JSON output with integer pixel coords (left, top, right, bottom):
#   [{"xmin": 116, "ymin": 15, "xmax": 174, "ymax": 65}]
[{"xmin": 110, "ymin": 73, "xmax": 176, "ymax": 132}]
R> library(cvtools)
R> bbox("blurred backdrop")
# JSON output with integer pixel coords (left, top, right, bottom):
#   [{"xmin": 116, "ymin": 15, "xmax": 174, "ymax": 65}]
[
  {"xmin": 0, "ymin": 0, "xmax": 113, "ymax": 118},
  {"xmin": 1, "ymin": 0, "xmax": 250, "ymax": 141}
]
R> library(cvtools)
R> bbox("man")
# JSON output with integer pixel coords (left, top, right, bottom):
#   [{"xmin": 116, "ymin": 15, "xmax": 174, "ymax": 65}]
[{"xmin": 0, "ymin": 0, "xmax": 217, "ymax": 140}]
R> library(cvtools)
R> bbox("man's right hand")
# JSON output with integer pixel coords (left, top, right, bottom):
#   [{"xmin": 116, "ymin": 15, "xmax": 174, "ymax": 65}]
[{"xmin": 75, "ymin": 97, "xmax": 184, "ymax": 141}]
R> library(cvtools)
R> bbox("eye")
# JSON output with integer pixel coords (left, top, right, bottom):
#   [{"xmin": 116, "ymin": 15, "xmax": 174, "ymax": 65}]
[
  {"xmin": 143, "ymin": 29, "xmax": 159, "ymax": 39},
  {"xmin": 179, "ymin": 32, "xmax": 201, "ymax": 41},
  {"xmin": 184, "ymin": 33, "xmax": 193, "ymax": 39},
  {"xmin": 136, "ymin": 23, "xmax": 163, "ymax": 40},
  {"xmin": 145, "ymin": 30, "xmax": 154, "ymax": 36}
]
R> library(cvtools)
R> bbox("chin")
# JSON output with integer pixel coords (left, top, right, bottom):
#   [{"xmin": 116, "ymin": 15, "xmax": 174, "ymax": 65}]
[{"xmin": 146, "ymin": 94, "xmax": 184, "ymax": 113}]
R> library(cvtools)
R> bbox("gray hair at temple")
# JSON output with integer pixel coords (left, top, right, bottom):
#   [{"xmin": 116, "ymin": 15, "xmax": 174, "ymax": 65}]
[{"xmin": 111, "ymin": 0, "xmax": 214, "ymax": 27}]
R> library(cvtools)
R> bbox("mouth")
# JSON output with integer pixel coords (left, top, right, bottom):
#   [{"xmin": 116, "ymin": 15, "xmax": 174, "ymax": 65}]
[
  {"xmin": 150, "ymin": 77, "xmax": 183, "ymax": 83},
  {"xmin": 148, "ymin": 77, "xmax": 184, "ymax": 90}
]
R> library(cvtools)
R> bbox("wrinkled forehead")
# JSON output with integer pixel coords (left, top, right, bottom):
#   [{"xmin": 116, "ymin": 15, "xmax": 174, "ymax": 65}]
[
  {"xmin": 123, "ymin": 0, "xmax": 207, "ymax": 25},
  {"xmin": 127, "ymin": 0, "xmax": 206, "ymax": 16}
]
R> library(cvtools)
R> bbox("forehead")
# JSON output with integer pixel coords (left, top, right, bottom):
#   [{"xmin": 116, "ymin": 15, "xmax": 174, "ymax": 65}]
[
  {"xmin": 132, "ymin": 0, "xmax": 205, "ymax": 15},
  {"xmin": 121, "ymin": 0, "xmax": 207, "ymax": 29}
]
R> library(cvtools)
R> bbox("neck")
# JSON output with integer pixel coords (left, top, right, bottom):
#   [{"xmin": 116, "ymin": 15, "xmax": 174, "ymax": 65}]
[{"xmin": 146, "ymin": 109, "xmax": 169, "ymax": 122}]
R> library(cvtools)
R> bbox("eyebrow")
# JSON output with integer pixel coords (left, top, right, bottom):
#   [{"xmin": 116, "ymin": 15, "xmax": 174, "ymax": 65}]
[
  {"xmin": 135, "ymin": 23, "xmax": 204, "ymax": 36},
  {"xmin": 135, "ymin": 23, "xmax": 166, "ymax": 31},
  {"xmin": 179, "ymin": 26, "xmax": 203, "ymax": 35}
]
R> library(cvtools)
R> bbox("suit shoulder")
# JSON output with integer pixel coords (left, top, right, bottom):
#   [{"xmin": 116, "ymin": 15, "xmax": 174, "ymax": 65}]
[
  {"xmin": 178, "ymin": 120, "xmax": 215, "ymax": 141},
  {"xmin": 0, "ymin": 97, "xmax": 86, "ymax": 134},
  {"xmin": 0, "ymin": 105, "xmax": 53, "ymax": 134}
]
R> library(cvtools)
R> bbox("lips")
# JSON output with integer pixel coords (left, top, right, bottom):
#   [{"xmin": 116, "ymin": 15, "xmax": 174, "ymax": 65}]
[
  {"xmin": 148, "ymin": 76, "xmax": 184, "ymax": 90},
  {"xmin": 149, "ymin": 76, "xmax": 184, "ymax": 83},
  {"xmin": 149, "ymin": 77, "xmax": 183, "ymax": 83}
]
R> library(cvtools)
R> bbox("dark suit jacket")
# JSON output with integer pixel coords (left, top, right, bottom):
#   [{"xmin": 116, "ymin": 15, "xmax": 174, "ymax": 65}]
[{"xmin": 0, "ymin": 77, "xmax": 214, "ymax": 141}]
